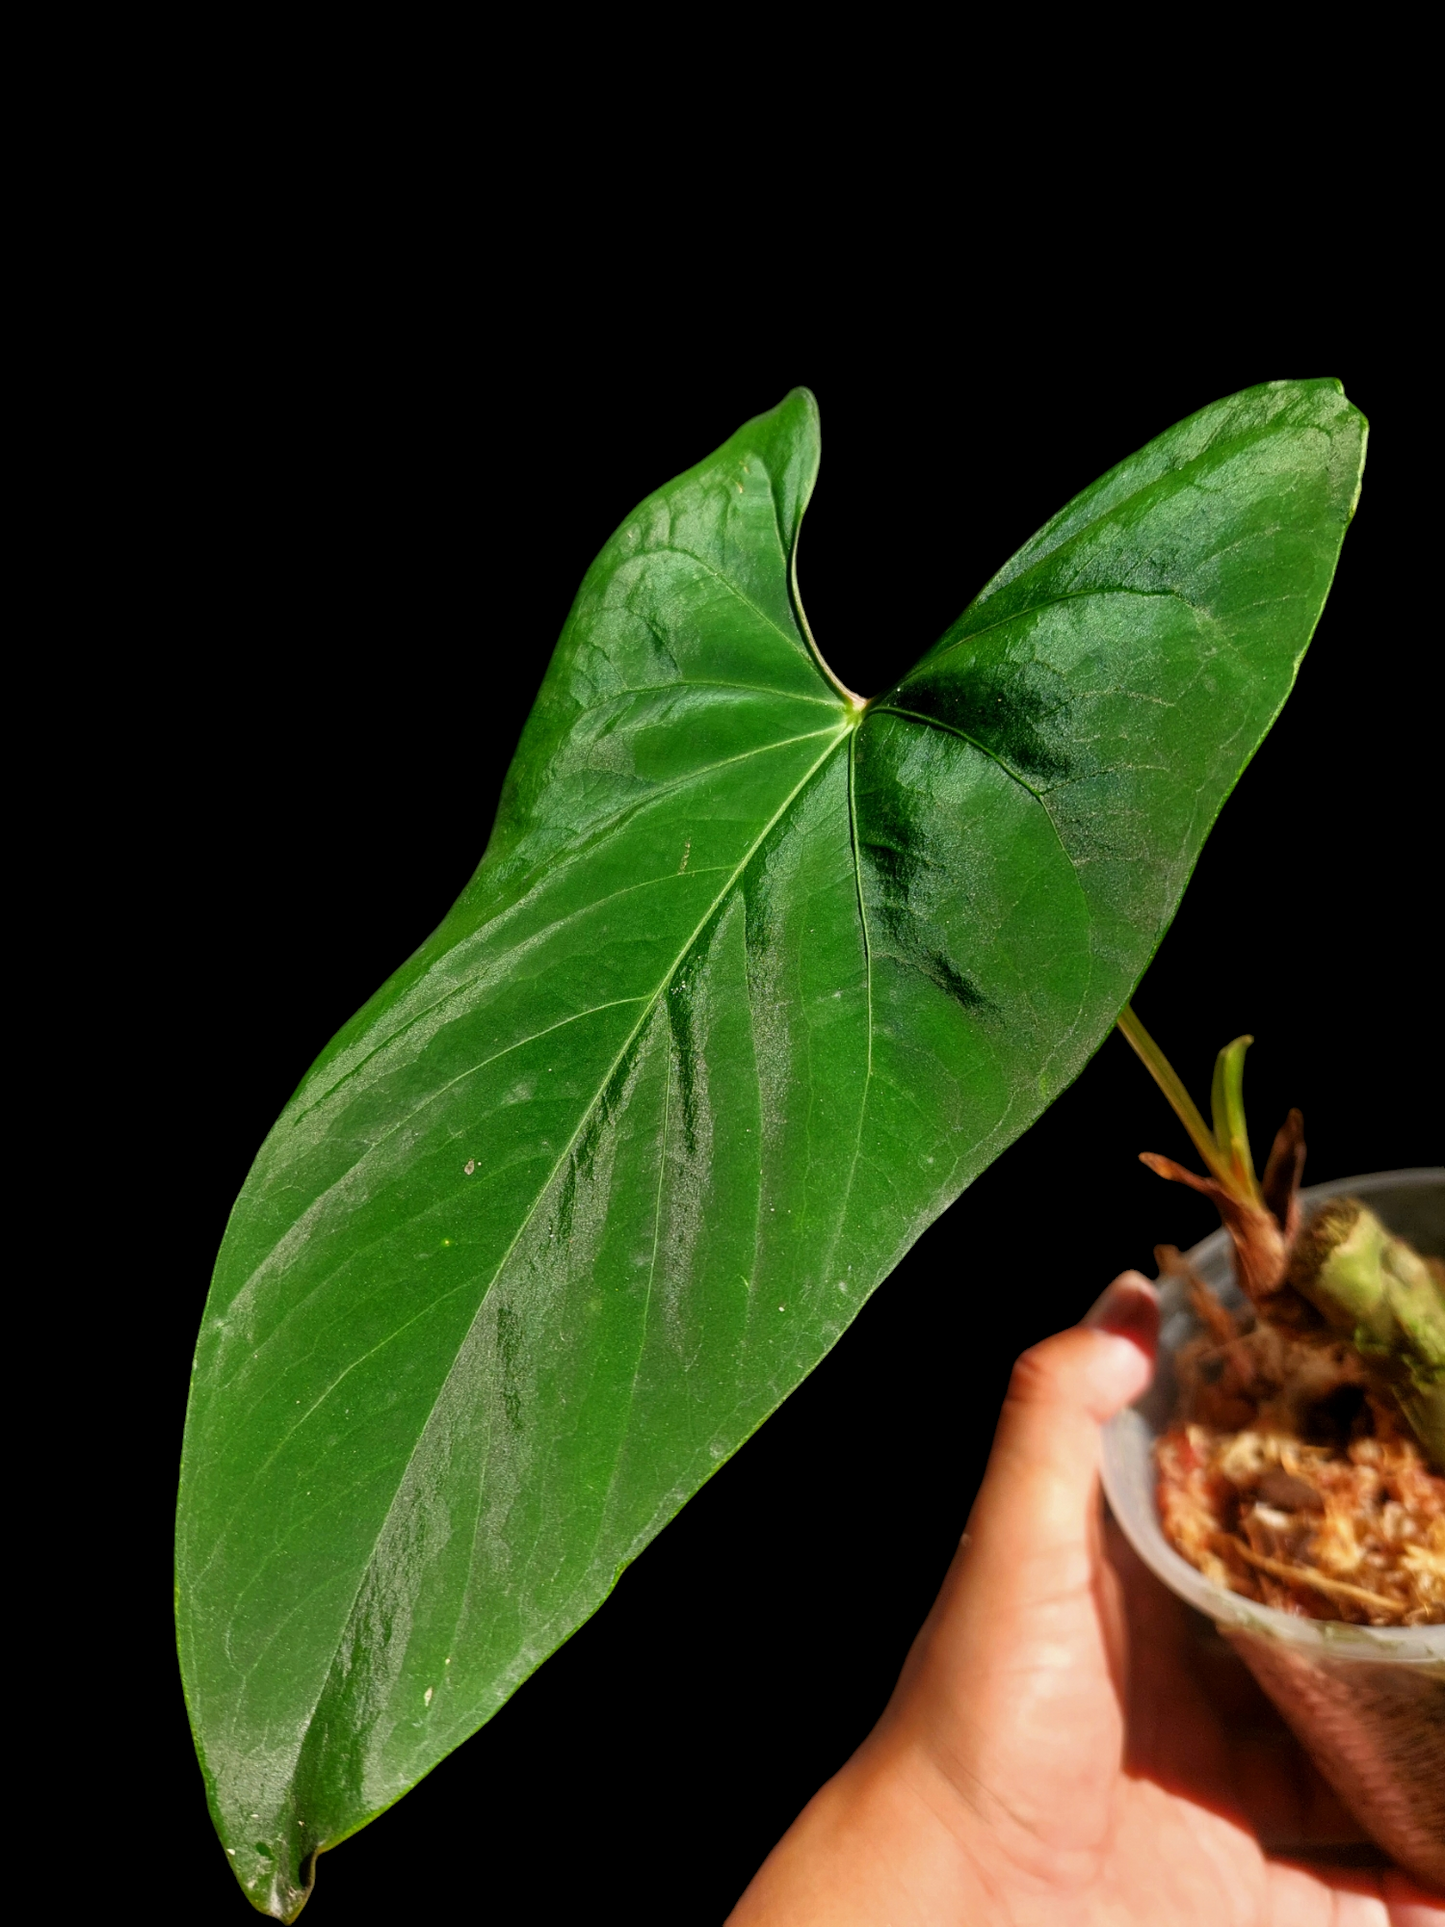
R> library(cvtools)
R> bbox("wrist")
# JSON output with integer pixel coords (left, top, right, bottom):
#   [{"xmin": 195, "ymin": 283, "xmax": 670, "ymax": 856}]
[{"xmin": 729, "ymin": 1730, "xmax": 1007, "ymax": 1927}]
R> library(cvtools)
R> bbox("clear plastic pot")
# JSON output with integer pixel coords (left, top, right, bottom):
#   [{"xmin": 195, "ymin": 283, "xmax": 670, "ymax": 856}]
[{"xmin": 1101, "ymin": 1168, "xmax": 1445, "ymax": 1888}]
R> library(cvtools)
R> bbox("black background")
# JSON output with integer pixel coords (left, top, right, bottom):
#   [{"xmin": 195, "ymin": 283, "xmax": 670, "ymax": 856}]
[{"xmin": 97, "ymin": 258, "xmax": 1436, "ymax": 1923}]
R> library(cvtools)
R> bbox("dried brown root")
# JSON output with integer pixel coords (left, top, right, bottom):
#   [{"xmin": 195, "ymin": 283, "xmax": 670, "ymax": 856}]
[
  {"xmin": 1214, "ymin": 1532, "xmax": 1405, "ymax": 1618},
  {"xmin": 1155, "ymin": 1244, "xmax": 1238, "ymax": 1347}
]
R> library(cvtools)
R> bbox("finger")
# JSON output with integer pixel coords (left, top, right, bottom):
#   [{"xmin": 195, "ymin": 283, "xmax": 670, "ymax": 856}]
[
  {"xmin": 1082, "ymin": 1267, "xmax": 1162, "ymax": 1360},
  {"xmin": 908, "ymin": 1273, "xmax": 1158, "ymax": 1672},
  {"xmin": 969, "ymin": 1271, "xmax": 1158, "ymax": 1565},
  {"xmin": 873, "ymin": 1278, "xmax": 1159, "ymax": 1853}
]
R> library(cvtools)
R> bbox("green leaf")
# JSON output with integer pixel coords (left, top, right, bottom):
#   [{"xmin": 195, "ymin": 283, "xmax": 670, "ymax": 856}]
[{"xmin": 178, "ymin": 380, "xmax": 1365, "ymax": 1917}]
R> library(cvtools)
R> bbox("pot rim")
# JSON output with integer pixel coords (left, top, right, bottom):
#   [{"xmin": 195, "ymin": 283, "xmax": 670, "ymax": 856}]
[{"xmin": 1100, "ymin": 1166, "xmax": 1445, "ymax": 1663}]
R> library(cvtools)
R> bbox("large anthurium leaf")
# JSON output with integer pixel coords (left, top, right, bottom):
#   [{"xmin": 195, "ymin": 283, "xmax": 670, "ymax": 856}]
[{"xmin": 178, "ymin": 380, "xmax": 1364, "ymax": 1917}]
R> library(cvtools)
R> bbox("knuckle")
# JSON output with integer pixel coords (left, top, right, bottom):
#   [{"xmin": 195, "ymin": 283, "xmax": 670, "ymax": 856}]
[
  {"xmin": 1007, "ymin": 1338, "xmax": 1069, "ymax": 1406},
  {"xmin": 1004, "ymin": 1326, "xmax": 1097, "ymax": 1412}
]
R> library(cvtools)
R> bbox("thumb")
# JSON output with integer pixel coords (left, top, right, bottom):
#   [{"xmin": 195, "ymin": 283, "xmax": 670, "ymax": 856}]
[
  {"xmin": 876, "ymin": 1275, "xmax": 1159, "ymax": 1840},
  {"xmin": 970, "ymin": 1271, "xmax": 1159, "ymax": 1566}
]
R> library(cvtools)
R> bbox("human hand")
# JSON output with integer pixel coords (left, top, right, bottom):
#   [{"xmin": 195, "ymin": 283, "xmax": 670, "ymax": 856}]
[{"xmin": 728, "ymin": 1274, "xmax": 1442, "ymax": 1925}]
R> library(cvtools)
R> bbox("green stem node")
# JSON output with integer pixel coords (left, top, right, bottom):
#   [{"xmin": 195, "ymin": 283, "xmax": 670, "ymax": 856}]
[{"xmin": 1290, "ymin": 1200, "xmax": 1445, "ymax": 1470}]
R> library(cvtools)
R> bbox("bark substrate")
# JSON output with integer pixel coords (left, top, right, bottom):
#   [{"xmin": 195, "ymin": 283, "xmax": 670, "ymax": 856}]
[{"xmin": 1155, "ymin": 1276, "xmax": 1445, "ymax": 1627}]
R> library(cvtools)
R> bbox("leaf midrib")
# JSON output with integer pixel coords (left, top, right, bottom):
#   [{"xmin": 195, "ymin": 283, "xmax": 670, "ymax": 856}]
[{"xmin": 276, "ymin": 720, "xmax": 855, "ymax": 1784}]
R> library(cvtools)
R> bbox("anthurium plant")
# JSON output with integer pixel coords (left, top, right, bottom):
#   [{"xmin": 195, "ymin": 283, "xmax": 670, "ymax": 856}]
[{"xmin": 177, "ymin": 380, "xmax": 1366, "ymax": 1918}]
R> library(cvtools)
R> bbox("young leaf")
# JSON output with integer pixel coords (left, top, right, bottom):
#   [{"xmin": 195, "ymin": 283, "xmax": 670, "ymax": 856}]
[
  {"xmin": 178, "ymin": 380, "xmax": 1365, "ymax": 1917},
  {"xmin": 1210, "ymin": 1034, "xmax": 1261, "ymax": 1200}
]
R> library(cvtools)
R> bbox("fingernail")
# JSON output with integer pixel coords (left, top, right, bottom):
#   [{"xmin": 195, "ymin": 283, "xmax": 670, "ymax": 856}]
[{"xmin": 1084, "ymin": 1272, "xmax": 1158, "ymax": 1336}]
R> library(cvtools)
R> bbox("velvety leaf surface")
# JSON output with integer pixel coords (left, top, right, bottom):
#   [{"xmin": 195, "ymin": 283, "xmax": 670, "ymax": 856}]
[{"xmin": 177, "ymin": 381, "xmax": 1364, "ymax": 1916}]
